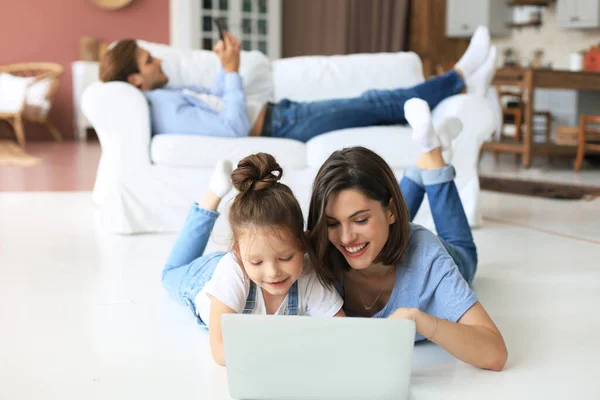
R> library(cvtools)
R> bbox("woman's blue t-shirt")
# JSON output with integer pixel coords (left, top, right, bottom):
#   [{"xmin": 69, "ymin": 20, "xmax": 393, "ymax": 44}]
[{"xmin": 340, "ymin": 223, "xmax": 478, "ymax": 341}]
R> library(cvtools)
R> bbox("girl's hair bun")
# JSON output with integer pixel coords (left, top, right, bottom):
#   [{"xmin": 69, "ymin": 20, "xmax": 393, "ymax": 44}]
[{"xmin": 231, "ymin": 153, "xmax": 283, "ymax": 194}]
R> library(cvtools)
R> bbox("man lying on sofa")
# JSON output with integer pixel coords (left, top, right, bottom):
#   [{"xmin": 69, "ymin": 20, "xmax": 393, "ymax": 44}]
[{"xmin": 99, "ymin": 28, "xmax": 496, "ymax": 143}]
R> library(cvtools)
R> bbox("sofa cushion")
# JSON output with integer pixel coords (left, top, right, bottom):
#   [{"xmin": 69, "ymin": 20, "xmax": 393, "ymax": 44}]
[
  {"xmin": 151, "ymin": 135, "xmax": 307, "ymax": 169},
  {"xmin": 0, "ymin": 73, "xmax": 34, "ymax": 113},
  {"xmin": 272, "ymin": 52, "xmax": 425, "ymax": 102},
  {"xmin": 305, "ymin": 126, "xmax": 419, "ymax": 169},
  {"xmin": 137, "ymin": 41, "xmax": 273, "ymax": 109}
]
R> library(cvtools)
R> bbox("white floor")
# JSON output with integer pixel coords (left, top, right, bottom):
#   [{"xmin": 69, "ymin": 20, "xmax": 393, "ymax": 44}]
[{"xmin": 1, "ymin": 191, "xmax": 599, "ymax": 400}]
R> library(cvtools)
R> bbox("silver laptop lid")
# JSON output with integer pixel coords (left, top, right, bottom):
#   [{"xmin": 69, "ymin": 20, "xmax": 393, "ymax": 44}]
[{"xmin": 222, "ymin": 315, "xmax": 415, "ymax": 400}]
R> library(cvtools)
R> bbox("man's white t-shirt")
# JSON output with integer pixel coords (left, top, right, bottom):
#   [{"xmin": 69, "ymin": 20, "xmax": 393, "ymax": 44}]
[{"xmin": 195, "ymin": 252, "xmax": 343, "ymax": 328}]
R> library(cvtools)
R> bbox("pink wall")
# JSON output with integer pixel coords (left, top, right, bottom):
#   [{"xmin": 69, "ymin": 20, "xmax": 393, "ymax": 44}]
[{"xmin": 0, "ymin": 0, "xmax": 169, "ymax": 141}]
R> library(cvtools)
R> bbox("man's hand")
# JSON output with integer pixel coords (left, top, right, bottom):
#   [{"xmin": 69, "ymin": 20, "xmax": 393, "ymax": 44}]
[{"xmin": 213, "ymin": 31, "xmax": 241, "ymax": 73}]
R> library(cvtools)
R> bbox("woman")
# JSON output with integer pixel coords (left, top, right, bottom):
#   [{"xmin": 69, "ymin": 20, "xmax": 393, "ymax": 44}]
[{"xmin": 307, "ymin": 98, "xmax": 508, "ymax": 371}]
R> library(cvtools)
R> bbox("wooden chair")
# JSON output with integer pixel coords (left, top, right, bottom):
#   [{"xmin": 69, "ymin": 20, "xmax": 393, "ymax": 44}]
[
  {"xmin": 436, "ymin": 64, "xmax": 554, "ymax": 162},
  {"xmin": 495, "ymin": 87, "xmax": 552, "ymax": 144},
  {"xmin": 575, "ymin": 115, "xmax": 600, "ymax": 172},
  {"xmin": 497, "ymin": 90, "xmax": 524, "ymax": 141},
  {"xmin": 490, "ymin": 67, "xmax": 552, "ymax": 161},
  {"xmin": 0, "ymin": 62, "xmax": 63, "ymax": 146}
]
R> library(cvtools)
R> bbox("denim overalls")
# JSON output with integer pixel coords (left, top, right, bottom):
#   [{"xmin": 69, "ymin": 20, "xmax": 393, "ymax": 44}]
[{"xmin": 161, "ymin": 206, "xmax": 299, "ymax": 327}]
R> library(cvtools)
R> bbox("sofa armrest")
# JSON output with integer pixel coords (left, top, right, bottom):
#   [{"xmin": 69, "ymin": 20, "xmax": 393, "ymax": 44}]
[
  {"xmin": 82, "ymin": 81, "xmax": 152, "ymax": 170},
  {"xmin": 431, "ymin": 93, "xmax": 495, "ymax": 228},
  {"xmin": 431, "ymin": 93, "xmax": 494, "ymax": 177}
]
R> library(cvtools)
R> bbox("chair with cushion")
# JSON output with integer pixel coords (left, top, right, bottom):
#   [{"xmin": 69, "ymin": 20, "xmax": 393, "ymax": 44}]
[
  {"xmin": 0, "ymin": 62, "xmax": 63, "ymax": 146},
  {"xmin": 0, "ymin": 70, "xmax": 32, "ymax": 146}
]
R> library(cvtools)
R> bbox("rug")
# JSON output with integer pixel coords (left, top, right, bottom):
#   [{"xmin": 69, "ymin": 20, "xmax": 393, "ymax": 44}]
[
  {"xmin": 0, "ymin": 140, "xmax": 42, "ymax": 167},
  {"xmin": 480, "ymin": 175, "xmax": 600, "ymax": 200}
]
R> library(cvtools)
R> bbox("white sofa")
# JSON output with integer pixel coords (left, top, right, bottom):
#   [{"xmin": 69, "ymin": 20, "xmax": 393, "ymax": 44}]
[{"xmin": 82, "ymin": 41, "xmax": 494, "ymax": 235}]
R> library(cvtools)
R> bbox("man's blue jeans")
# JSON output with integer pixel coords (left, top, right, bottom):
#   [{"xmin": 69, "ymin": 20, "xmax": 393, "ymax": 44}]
[{"xmin": 270, "ymin": 70, "xmax": 465, "ymax": 143}]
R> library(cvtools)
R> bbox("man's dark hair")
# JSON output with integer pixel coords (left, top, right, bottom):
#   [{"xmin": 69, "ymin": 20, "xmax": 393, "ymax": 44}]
[{"xmin": 99, "ymin": 39, "xmax": 139, "ymax": 83}]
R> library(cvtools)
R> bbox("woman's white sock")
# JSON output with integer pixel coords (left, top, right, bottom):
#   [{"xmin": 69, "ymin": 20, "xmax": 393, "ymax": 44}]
[
  {"xmin": 209, "ymin": 159, "xmax": 233, "ymax": 198},
  {"xmin": 436, "ymin": 117, "xmax": 463, "ymax": 162},
  {"xmin": 404, "ymin": 98, "xmax": 440, "ymax": 152},
  {"xmin": 455, "ymin": 26, "xmax": 490, "ymax": 78}
]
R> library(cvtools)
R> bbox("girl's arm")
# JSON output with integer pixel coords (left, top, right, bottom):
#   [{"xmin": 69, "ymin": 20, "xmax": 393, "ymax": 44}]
[
  {"xmin": 390, "ymin": 302, "xmax": 507, "ymax": 371},
  {"xmin": 334, "ymin": 308, "xmax": 346, "ymax": 317},
  {"xmin": 208, "ymin": 296, "xmax": 237, "ymax": 366}
]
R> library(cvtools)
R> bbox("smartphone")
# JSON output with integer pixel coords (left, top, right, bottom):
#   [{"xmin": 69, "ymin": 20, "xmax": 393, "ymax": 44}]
[{"xmin": 213, "ymin": 18, "xmax": 226, "ymax": 43}]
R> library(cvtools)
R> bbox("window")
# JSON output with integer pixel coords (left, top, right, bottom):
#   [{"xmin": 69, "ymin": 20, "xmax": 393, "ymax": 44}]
[{"xmin": 170, "ymin": 0, "xmax": 281, "ymax": 59}]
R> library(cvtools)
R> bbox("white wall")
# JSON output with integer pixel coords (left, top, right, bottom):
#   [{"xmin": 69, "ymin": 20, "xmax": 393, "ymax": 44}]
[
  {"xmin": 490, "ymin": 3, "xmax": 600, "ymax": 130},
  {"xmin": 491, "ymin": 4, "xmax": 600, "ymax": 69}
]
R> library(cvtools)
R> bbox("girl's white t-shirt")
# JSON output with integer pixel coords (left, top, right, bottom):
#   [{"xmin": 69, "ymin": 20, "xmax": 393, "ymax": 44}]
[{"xmin": 194, "ymin": 252, "xmax": 343, "ymax": 328}]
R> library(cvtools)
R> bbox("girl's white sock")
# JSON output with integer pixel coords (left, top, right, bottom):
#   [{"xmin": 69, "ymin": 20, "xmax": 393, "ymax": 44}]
[
  {"xmin": 209, "ymin": 159, "xmax": 233, "ymax": 198},
  {"xmin": 455, "ymin": 26, "xmax": 491, "ymax": 78},
  {"xmin": 404, "ymin": 98, "xmax": 440, "ymax": 152}
]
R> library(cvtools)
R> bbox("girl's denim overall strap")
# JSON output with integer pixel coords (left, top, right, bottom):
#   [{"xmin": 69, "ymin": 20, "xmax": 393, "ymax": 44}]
[
  {"xmin": 242, "ymin": 280, "xmax": 299, "ymax": 315},
  {"xmin": 243, "ymin": 280, "xmax": 258, "ymax": 314},
  {"xmin": 284, "ymin": 281, "xmax": 299, "ymax": 315}
]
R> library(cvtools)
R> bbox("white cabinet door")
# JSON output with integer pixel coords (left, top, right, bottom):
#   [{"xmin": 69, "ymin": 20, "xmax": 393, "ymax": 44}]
[
  {"xmin": 447, "ymin": 0, "xmax": 486, "ymax": 37},
  {"xmin": 558, "ymin": 0, "xmax": 600, "ymax": 28},
  {"xmin": 557, "ymin": 0, "xmax": 575, "ymax": 26},
  {"xmin": 578, "ymin": 0, "xmax": 600, "ymax": 26}
]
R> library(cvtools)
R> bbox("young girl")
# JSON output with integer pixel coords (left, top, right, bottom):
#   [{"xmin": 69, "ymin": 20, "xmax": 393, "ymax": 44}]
[
  {"xmin": 306, "ymin": 98, "xmax": 508, "ymax": 371},
  {"xmin": 162, "ymin": 153, "xmax": 344, "ymax": 366}
]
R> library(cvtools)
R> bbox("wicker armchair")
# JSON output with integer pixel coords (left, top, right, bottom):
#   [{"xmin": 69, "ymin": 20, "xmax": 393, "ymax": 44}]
[{"xmin": 0, "ymin": 62, "xmax": 63, "ymax": 146}]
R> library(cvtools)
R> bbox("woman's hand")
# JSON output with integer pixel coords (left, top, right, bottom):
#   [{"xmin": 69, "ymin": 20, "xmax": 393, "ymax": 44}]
[
  {"xmin": 391, "ymin": 304, "xmax": 508, "ymax": 371},
  {"xmin": 389, "ymin": 308, "xmax": 437, "ymax": 340},
  {"xmin": 390, "ymin": 307, "xmax": 473, "ymax": 344},
  {"xmin": 389, "ymin": 307, "xmax": 419, "ymax": 321}
]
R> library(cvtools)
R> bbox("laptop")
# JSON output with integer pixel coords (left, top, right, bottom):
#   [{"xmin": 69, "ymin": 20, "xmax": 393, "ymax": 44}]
[{"xmin": 221, "ymin": 315, "xmax": 415, "ymax": 400}]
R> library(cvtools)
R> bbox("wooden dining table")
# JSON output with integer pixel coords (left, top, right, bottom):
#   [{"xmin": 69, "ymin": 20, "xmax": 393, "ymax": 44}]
[{"xmin": 483, "ymin": 67, "xmax": 600, "ymax": 167}]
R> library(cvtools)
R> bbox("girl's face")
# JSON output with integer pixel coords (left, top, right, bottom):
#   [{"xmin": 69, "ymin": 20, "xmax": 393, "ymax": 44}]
[
  {"xmin": 324, "ymin": 189, "xmax": 395, "ymax": 271},
  {"xmin": 236, "ymin": 228, "xmax": 304, "ymax": 296}
]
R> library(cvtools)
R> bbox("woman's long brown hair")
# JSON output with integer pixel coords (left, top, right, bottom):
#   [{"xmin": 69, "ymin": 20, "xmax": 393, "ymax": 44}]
[{"xmin": 306, "ymin": 147, "xmax": 410, "ymax": 286}]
